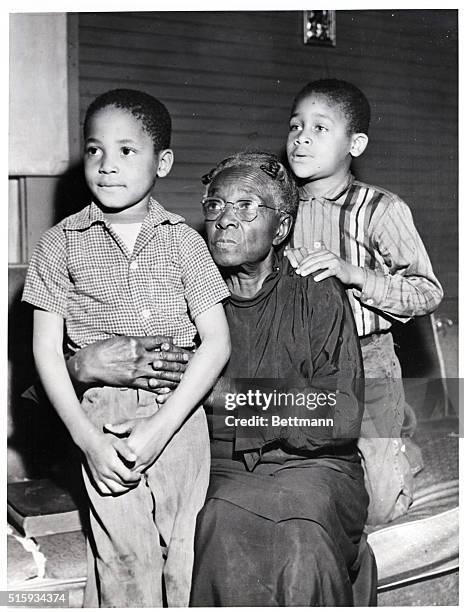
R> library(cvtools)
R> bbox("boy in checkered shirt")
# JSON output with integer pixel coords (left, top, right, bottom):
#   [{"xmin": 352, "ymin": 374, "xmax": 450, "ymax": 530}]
[{"xmin": 22, "ymin": 89, "xmax": 231, "ymax": 607}]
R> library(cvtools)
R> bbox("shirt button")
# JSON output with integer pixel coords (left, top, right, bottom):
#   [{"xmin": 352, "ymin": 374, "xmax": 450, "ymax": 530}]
[
  {"xmin": 366, "ymin": 298, "xmax": 374, "ymax": 305},
  {"xmin": 141, "ymin": 308, "xmax": 151, "ymax": 319},
  {"xmin": 129, "ymin": 261, "xmax": 138, "ymax": 271}
]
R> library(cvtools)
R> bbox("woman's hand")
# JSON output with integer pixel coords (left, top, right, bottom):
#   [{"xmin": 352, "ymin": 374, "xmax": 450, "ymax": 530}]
[
  {"xmin": 80, "ymin": 429, "xmax": 141, "ymax": 495},
  {"xmin": 149, "ymin": 347, "xmax": 194, "ymax": 390},
  {"xmin": 67, "ymin": 336, "xmax": 191, "ymax": 392}
]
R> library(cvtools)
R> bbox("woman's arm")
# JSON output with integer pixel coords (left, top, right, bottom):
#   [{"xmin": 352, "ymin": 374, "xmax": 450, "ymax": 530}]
[
  {"xmin": 106, "ymin": 303, "xmax": 231, "ymax": 471},
  {"xmin": 285, "ymin": 276, "xmax": 364, "ymax": 449},
  {"xmin": 33, "ymin": 310, "xmax": 140, "ymax": 494},
  {"xmin": 66, "ymin": 335, "xmax": 190, "ymax": 393}
]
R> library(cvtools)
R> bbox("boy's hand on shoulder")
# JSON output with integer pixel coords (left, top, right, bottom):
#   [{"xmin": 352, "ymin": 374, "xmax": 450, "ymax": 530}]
[
  {"xmin": 81, "ymin": 429, "xmax": 141, "ymax": 495},
  {"xmin": 284, "ymin": 246, "xmax": 309, "ymax": 269},
  {"xmin": 285, "ymin": 245, "xmax": 364, "ymax": 289}
]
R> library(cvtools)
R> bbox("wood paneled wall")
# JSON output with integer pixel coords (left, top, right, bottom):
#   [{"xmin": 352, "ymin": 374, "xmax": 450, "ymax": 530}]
[{"xmin": 77, "ymin": 10, "xmax": 457, "ymax": 318}]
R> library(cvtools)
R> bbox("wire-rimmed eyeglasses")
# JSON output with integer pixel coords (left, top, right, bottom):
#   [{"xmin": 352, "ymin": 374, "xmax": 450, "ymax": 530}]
[{"xmin": 202, "ymin": 196, "xmax": 279, "ymax": 222}]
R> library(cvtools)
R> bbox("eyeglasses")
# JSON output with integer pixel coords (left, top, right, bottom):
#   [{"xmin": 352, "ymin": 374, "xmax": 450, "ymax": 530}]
[{"xmin": 201, "ymin": 196, "xmax": 279, "ymax": 222}]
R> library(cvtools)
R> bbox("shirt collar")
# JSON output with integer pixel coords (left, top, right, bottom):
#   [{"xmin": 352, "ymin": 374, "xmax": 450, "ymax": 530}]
[
  {"xmin": 63, "ymin": 197, "xmax": 185, "ymax": 230},
  {"xmin": 299, "ymin": 173, "xmax": 354, "ymax": 204}
]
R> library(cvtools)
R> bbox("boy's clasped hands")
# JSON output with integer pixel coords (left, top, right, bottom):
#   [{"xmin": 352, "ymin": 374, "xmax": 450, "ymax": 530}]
[
  {"xmin": 104, "ymin": 407, "xmax": 180, "ymax": 485},
  {"xmin": 285, "ymin": 242, "xmax": 364, "ymax": 289},
  {"xmin": 86, "ymin": 408, "xmax": 180, "ymax": 495},
  {"xmin": 80, "ymin": 425, "xmax": 140, "ymax": 496}
]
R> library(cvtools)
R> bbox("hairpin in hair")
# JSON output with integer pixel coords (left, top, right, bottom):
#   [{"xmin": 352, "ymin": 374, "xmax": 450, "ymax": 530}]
[
  {"xmin": 201, "ymin": 169, "xmax": 215, "ymax": 185},
  {"xmin": 201, "ymin": 156, "xmax": 234, "ymax": 184},
  {"xmin": 260, "ymin": 161, "xmax": 286, "ymax": 182}
]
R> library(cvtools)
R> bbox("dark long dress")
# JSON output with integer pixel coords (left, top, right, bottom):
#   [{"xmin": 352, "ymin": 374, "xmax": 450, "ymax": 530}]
[{"xmin": 190, "ymin": 255, "xmax": 369, "ymax": 606}]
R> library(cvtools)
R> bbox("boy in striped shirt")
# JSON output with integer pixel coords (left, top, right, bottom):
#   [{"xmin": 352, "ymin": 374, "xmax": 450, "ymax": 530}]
[{"xmin": 285, "ymin": 79, "xmax": 443, "ymax": 525}]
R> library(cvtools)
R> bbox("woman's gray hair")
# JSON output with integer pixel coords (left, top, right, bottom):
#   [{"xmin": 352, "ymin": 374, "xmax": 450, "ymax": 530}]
[{"xmin": 202, "ymin": 151, "xmax": 299, "ymax": 219}]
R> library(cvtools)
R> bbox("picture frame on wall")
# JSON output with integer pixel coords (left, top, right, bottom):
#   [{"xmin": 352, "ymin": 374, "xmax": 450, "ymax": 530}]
[{"xmin": 303, "ymin": 10, "xmax": 336, "ymax": 46}]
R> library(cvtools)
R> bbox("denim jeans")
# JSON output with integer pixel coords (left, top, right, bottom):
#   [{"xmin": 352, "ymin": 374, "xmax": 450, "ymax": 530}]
[
  {"xmin": 80, "ymin": 386, "xmax": 210, "ymax": 607},
  {"xmin": 358, "ymin": 332, "xmax": 414, "ymax": 525}
]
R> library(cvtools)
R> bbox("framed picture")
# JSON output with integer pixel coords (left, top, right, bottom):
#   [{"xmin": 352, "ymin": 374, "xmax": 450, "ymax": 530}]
[{"xmin": 303, "ymin": 10, "xmax": 336, "ymax": 46}]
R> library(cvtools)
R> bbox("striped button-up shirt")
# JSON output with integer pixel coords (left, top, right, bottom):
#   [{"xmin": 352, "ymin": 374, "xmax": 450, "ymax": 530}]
[
  {"xmin": 23, "ymin": 198, "xmax": 230, "ymax": 351},
  {"xmin": 291, "ymin": 174, "xmax": 443, "ymax": 337}
]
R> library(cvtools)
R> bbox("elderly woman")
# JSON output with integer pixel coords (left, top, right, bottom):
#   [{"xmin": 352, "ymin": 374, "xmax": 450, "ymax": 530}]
[{"xmin": 68, "ymin": 152, "xmax": 372, "ymax": 606}]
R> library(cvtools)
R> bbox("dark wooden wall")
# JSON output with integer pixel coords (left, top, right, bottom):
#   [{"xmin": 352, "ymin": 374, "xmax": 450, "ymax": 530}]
[{"xmin": 77, "ymin": 9, "xmax": 457, "ymax": 319}]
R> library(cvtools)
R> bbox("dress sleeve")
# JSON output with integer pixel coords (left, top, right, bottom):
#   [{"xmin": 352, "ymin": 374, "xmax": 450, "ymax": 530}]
[
  {"xmin": 299, "ymin": 277, "xmax": 364, "ymax": 445},
  {"xmin": 21, "ymin": 224, "xmax": 69, "ymax": 317},
  {"xmin": 177, "ymin": 225, "xmax": 230, "ymax": 320},
  {"xmin": 357, "ymin": 196, "xmax": 443, "ymax": 320},
  {"xmin": 234, "ymin": 277, "xmax": 364, "ymax": 456}
]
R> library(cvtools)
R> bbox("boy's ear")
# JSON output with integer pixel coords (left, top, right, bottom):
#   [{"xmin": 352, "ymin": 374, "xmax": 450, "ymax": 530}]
[
  {"xmin": 273, "ymin": 213, "xmax": 293, "ymax": 247},
  {"xmin": 350, "ymin": 133, "xmax": 368, "ymax": 158},
  {"xmin": 156, "ymin": 149, "xmax": 174, "ymax": 178}
]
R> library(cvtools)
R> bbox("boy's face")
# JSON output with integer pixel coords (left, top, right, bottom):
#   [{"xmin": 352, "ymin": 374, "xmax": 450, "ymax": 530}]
[
  {"xmin": 286, "ymin": 93, "xmax": 357, "ymax": 184},
  {"xmin": 84, "ymin": 106, "xmax": 164, "ymax": 216}
]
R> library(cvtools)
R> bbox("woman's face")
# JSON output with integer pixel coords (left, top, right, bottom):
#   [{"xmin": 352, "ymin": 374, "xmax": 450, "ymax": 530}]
[{"xmin": 204, "ymin": 167, "xmax": 288, "ymax": 269}]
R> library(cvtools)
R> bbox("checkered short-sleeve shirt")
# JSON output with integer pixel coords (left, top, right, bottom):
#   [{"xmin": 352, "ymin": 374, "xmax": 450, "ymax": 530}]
[{"xmin": 22, "ymin": 199, "xmax": 230, "ymax": 350}]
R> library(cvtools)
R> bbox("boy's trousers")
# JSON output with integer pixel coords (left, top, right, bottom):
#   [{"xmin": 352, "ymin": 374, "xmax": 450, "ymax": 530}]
[
  {"xmin": 357, "ymin": 332, "xmax": 419, "ymax": 525},
  {"xmin": 80, "ymin": 386, "xmax": 210, "ymax": 608}
]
